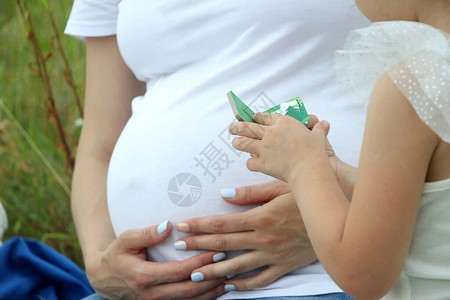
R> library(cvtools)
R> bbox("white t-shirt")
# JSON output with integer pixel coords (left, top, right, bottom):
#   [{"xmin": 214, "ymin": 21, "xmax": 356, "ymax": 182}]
[{"xmin": 66, "ymin": 1, "xmax": 370, "ymax": 298}]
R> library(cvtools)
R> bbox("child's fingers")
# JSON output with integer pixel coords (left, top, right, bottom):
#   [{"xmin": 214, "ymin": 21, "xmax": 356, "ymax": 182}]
[
  {"xmin": 312, "ymin": 120, "xmax": 330, "ymax": 137},
  {"xmin": 308, "ymin": 114, "xmax": 319, "ymax": 129},
  {"xmin": 246, "ymin": 157, "xmax": 261, "ymax": 172},
  {"xmin": 253, "ymin": 112, "xmax": 278, "ymax": 125},
  {"xmin": 229, "ymin": 122, "xmax": 265, "ymax": 139},
  {"xmin": 232, "ymin": 137, "xmax": 260, "ymax": 154}
]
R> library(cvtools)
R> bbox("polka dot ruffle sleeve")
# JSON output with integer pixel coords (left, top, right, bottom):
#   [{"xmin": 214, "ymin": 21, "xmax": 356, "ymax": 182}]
[{"xmin": 335, "ymin": 21, "xmax": 450, "ymax": 143}]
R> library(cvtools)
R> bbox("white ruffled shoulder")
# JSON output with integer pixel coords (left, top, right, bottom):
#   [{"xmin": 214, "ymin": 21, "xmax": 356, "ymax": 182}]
[{"xmin": 335, "ymin": 21, "xmax": 450, "ymax": 143}]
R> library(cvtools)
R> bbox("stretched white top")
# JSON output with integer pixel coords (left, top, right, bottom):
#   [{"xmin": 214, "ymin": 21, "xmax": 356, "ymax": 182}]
[{"xmin": 66, "ymin": 0, "xmax": 370, "ymax": 298}]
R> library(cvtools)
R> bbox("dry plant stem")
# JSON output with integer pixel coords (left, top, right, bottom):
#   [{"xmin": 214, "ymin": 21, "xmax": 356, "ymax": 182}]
[
  {"xmin": 17, "ymin": 0, "xmax": 74, "ymax": 171},
  {"xmin": 0, "ymin": 99, "xmax": 71, "ymax": 196},
  {"xmin": 48, "ymin": 11, "xmax": 84, "ymax": 119}
]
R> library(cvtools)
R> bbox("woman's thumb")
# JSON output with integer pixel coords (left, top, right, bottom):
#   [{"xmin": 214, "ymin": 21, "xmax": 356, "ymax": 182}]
[
  {"xmin": 118, "ymin": 221, "xmax": 172, "ymax": 250},
  {"xmin": 312, "ymin": 120, "xmax": 330, "ymax": 137}
]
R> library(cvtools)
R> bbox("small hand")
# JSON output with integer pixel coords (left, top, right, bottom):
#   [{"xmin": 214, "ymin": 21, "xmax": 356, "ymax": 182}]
[
  {"xmin": 229, "ymin": 113, "xmax": 330, "ymax": 182},
  {"xmin": 174, "ymin": 181, "xmax": 317, "ymax": 291},
  {"xmin": 86, "ymin": 222, "xmax": 226, "ymax": 299},
  {"xmin": 305, "ymin": 116, "xmax": 356, "ymax": 198}
]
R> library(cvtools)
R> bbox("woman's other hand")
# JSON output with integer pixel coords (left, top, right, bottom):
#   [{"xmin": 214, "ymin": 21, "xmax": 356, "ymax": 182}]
[
  {"xmin": 87, "ymin": 221, "xmax": 226, "ymax": 299},
  {"xmin": 174, "ymin": 180, "xmax": 317, "ymax": 291}
]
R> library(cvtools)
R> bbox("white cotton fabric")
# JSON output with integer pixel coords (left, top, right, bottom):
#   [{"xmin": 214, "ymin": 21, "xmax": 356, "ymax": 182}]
[
  {"xmin": 66, "ymin": 1, "xmax": 371, "ymax": 298},
  {"xmin": 383, "ymin": 178, "xmax": 450, "ymax": 300},
  {"xmin": 0, "ymin": 201, "xmax": 7, "ymax": 244},
  {"xmin": 64, "ymin": 0, "xmax": 120, "ymax": 39},
  {"xmin": 335, "ymin": 21, "xmax": 450, "ymax": 142}
]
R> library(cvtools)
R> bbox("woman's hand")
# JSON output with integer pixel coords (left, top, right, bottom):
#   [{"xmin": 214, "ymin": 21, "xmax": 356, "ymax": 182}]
[
  {"xmin": 86, "ymin": 222, "xmax": 226, "ymax": 300},
  {"xmin": 173, "ymin": 181, "xmax": 317, "ymax": 291}
]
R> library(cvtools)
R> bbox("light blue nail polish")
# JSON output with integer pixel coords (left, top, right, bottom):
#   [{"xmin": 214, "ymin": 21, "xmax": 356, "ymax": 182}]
[
  {"xmin": 213, "ymin": 252, "xmax": 226, "ymax": 262},
  {"xmin": 224, "ymin": 284, "xmax": 236, "ymax": 292},
  {"xmin": 191, "ymin": 272, "xmax": 204, "ymax": 282},
  {"xmin": 220, "ymin": 188, "xmax": 236, "ymax": 198},
  {"xmin": 174, "ymin": 241, "xmax": 187, "ymax": 251},
  {"xmin": 157, "ymin": 220, "xmax": 169, "ymax": 234}
]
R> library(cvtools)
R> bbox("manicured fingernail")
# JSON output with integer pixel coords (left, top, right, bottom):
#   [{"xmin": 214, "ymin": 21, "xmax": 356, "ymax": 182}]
[
  {"xmin": 224, "ymin": 284, "xmax": 236, "ymax": 292},
  {"xmin": 174, "ymin": 241, "xmax": 187, "ymax": 251},
  {"xmin": 191, "ymin": 272, "xmax": 204, "ymax": 282},
  {"xmin": 177, "ymin": 223, "xmax": 190, "ymax": 233},
  {"xmin": 157, "ymin": 220, "xmax": 169, "ymax": 234},
  {"xmin": 213, "ymin": 252, "xmax": 226, "ymax": 262},
  {"xmin": 220, "ymin": 188, "xmax": 236, "ymax": 198}
]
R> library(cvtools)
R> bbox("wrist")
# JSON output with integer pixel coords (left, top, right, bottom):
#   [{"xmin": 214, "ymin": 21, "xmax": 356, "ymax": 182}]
[
  {"xmin": 83, "ymin": 246, "xmax": 109, "ymax": 276},
  {"xmin": 287, "ymin": 151, "xmax": 329, "ymax": 184},
  {"xmin": 335, "ymin": 160, "xmax": 356, "ymax": 200},
  {"xmin": 84, "ymin": 248, "xmax": 102, "ymax": 269}
]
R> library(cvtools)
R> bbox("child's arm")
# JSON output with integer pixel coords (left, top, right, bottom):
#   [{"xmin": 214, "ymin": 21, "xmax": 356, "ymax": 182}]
[
  {"xmin": 292, "ymin": 74, "xmax": 440, "ymax": 299},
  {"xmin": 317, "ymin": 127, "xmax": 357, "ymax": 200},
  {"xmin": 230, "ymin": 74, "xmax": 440, "ymax": 299}
]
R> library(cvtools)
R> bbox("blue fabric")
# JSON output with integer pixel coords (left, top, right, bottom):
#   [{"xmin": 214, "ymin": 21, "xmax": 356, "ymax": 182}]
[{"xmin": 0, "ymin": 237, "xmax": 94, "ymax": 300}]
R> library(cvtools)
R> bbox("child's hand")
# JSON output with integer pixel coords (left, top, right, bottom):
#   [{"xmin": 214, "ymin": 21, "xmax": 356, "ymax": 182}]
[{"xmin": 229, "ymin": 113, "xmax": 330, "ymax": 182}]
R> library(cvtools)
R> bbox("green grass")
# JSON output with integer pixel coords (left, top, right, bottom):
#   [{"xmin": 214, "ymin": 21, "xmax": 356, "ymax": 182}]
[{"xmin": 0, "ymin": 1, "xmax": 86, "ymax": 267}]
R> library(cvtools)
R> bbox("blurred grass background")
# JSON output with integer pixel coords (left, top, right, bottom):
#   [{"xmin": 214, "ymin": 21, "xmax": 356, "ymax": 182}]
[{"xmin": 0, "ymin": 1, "xmax": 85, "ymax": 267}]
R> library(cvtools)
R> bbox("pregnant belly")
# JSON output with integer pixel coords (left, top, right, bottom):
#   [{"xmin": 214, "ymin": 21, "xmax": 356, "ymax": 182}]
[{"xmin": 106, "ymin": 101, "xmax": 271, "ymax": 262}]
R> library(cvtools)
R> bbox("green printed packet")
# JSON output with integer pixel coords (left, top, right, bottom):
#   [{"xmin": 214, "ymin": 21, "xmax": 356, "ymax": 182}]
[{"xmin": 227, "ymin": 91, "xmax": 310, "ymax": 127}]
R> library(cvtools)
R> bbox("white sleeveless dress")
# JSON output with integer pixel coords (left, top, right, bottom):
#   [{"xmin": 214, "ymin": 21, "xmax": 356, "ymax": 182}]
[{"xmin": 335, "ymin": 21, "xmax": 450, "ymax": 299}]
